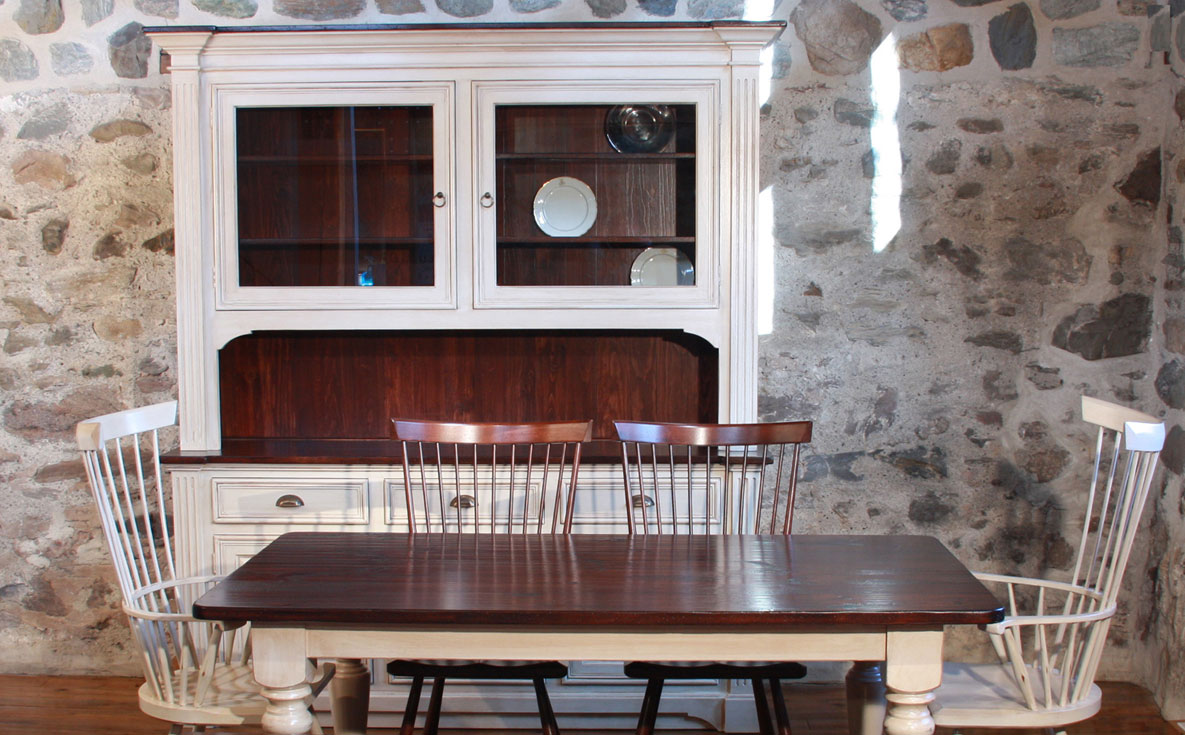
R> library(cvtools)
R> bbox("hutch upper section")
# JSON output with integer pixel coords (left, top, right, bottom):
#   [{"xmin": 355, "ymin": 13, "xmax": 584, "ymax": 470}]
[{"xmin": 148, "ymin": 23, "xmax": 782, "ymax": 451}]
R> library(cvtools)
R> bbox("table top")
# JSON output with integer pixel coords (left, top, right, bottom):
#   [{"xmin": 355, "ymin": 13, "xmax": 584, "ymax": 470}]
[{"xmin": 195, "ymin": 533, "xmax": 1003, "ymax": 628}]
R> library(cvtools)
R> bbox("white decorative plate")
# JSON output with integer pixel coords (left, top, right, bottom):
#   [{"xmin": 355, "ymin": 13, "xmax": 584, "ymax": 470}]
[
  {"xmin": 630, "ymin": 247, "xmax": 694, "ymax": 287},
  {"xmin": 532, "ymin": 176, "xmax": 597, "ymax": 238}
]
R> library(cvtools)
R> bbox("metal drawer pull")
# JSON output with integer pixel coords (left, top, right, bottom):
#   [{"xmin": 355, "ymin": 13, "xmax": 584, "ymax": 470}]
[
  {"xmin": 275, "ymin": 494, "xmax": 305, "ymax": 509},
  {"xmin": 480, "ymin": 192, "xmax": 494, "ymax": 208},
  {"xmin": 450, "ymin": 494, "xmax": 477, "ymax": 509},
  {"xmin": 632, "ymin": 494, "xmax": 655, "ymax": 508},
  {"xmin": 432, "ymin": 192, "xmax": 446, "ymax": 208}
]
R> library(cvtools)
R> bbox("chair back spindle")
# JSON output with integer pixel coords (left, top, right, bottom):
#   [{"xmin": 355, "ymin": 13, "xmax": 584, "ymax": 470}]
[
  {"xmin": 393, "ymin": 419, "xmax": 594, "ymax": 535},
  {"xmin": 614, "ymin": 421, "xmax": 812, "ymax": 536}
]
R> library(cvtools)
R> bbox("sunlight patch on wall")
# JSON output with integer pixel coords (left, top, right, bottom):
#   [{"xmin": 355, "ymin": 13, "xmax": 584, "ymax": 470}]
[
  {"xmin": 758, "ymin": 44, "xmax": 774, "ymax": 107},
  {"xmin": 869, "ymin": 34, "xmax": 902, "ymax": 253},
  {"xmin": 744, "ymin": 0, "xmax": 775, "ymax": 21},
  {"xmin": 757, "ymin": 185, "xmax": 775, "ymax": 335}
]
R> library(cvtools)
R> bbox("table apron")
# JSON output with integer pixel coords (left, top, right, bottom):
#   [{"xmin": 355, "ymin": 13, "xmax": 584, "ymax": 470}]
[{"xmin": 290, "ymin": 625, "xmax": 903, "ymax": 662}]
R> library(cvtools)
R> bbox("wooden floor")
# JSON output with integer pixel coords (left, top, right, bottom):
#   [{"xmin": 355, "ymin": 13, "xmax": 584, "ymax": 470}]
[{"xmin": 0, "ymin": 675, "xmax": 1177, "ymax": 735}]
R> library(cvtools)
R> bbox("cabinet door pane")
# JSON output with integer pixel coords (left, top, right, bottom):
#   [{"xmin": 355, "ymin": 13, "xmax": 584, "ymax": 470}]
[
  {"xmin": 494, "ymin": 104, "xmax": 696, "ymax": 288},
  {"xmin": 237, "ymin": 106, "xmax": 435, "ymax": 288}
]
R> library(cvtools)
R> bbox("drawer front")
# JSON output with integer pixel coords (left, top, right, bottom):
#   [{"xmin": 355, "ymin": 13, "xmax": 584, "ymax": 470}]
[
  {"xmin": 382, "ymin": 466, "xmax": 737, "ymax": 533},
  {"xmin": 213, "ymin": 477, "xmax": 369, "ymax": 524}
]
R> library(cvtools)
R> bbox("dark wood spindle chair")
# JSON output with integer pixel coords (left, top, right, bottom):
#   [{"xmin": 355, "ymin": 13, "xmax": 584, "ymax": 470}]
[
  {"xmin": 387, "ymin": 418, "xmax": 594, "ymax": 735},
  {"xmin": 614, "ymin": 420, "xmax": 814, "ymax": 735}
]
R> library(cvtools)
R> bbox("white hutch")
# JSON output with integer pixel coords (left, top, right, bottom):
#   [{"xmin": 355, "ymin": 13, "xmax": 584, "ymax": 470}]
[{"xmin": 148, "ymin": 22, "xmax": 782, "ymax": 731}]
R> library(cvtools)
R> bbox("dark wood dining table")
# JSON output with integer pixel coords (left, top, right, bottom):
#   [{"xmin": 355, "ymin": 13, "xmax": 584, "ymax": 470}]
[{"xmin": 194, "ymin": 532, "xmax": 1003, "ymax": 735}]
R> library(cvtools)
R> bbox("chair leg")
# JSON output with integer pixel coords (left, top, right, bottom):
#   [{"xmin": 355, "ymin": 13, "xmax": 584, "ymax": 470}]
[
  {"xmin": 752, "ymin": 678, "xmax": 774, "ymax": 735},
  {"xmin": 400, "ymin": 675, "xmax": 425, "ymax": 735},
  {"xmin": 635, "ymin": 678, "xmax": 665, "ymax": 735},
  {"xmin": 423, "ymin": 677, "xmax": 446, "ymax": 735},
  {"xmin": 769, "ymin": 678, "xmax": 791, "ymax": 735},
  {"xmin": 533, "ymin": 677, "xmax": 562, "ymax": 735}
]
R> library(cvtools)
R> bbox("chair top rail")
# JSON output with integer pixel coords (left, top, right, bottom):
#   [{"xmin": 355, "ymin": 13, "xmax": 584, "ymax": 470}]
[
  {"xmin": 613, "ymin": 420, "xmax": 812, "ymax": 446},
  {"xmin": 1081, "ymin": 396, "xmax": 1163, "ymax": 450},
  {"xmin": 393, "ymin": 418, "xmax": 593, "ymax": 444},
  {"xmin": 76, "ymin": 400, "xmax": 178, "ymax": 449}
]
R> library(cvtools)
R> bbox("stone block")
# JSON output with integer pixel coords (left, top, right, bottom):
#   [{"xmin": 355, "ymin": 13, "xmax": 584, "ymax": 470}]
[
  {"xmin": 1052, "ymin": 293, "xmax": 1152, "ymax": 360},
  {"xmin": 276, "ymin": 0, "xmax": 365, "ymax": 18},
  {"xmin": 107, "ymin": 22, "xmax": 151, "ymax": 79},
  {"xmin": 898, "ymin": 23, "xmax": 974, "ymax": 71},
  {"xmin": 193, "ymin": 0, "xmax": 258, "ymax": 17},
  {"xmin": 15, "ymin": 0, "xmax": 64, "ymax": 34},
  {"xmin": 1039, "ymin": 0, "xmax": 1098, "ymax": 18},
  {"xmin": 989, "ymin": 3, "xmax": 1037, "ymax": 70},
  {"xmin": 882, "ymin": 0, "xmax": 927, "ymax": 20},
  {"xmin": 50, "ymin": 43, "xmax": 93, "ymax": 75},
  {"xmin": 1115, "ymin": 148, "xmax": 1162, "ymax": 207},
  {"xmin": 791, "ymin": 0, "xmax": 883, "ymax": 76},
  {"xmin": 1053, "ymin": 23, "xmax": 1141, "ymax": 67},
  {"xmin": 584, "ymin": 0, "xmax": 626, "ymax": 16},
  {"xmin": 0, "ymin": 39, "xmax": 39, "ymax": 82}
]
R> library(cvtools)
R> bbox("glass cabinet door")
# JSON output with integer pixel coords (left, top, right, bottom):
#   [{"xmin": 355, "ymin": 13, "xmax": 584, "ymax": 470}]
[
  {"xmin": 236, "ymin": 106, "xmax": 435, "ymax": 288},
  {"xmin": 216, "ymin": 85, "xmax": 454, "ymax": 309},
  {"xmin": 495, "ymin": 104, "xmax": 696, "ymax": 287},
  {"xmin": 474, "ymin": 84, "xmax": 717, "ymax": 308}
]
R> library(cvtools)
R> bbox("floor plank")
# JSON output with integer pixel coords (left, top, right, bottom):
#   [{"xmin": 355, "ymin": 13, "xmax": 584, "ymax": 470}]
[{"xmin": 0, "ymin": 675, "xmax": 1173, "ymax": 735}]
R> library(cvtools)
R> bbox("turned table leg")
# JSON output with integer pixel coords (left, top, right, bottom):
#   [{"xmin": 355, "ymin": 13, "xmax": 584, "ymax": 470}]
[
  {"xmin": 262, "ymin": 682, "xmax": 316, "ymax": 735},
  {"xmin": 883, "ymin": 629, "xmax": 943, "ymax": 735},
  {"xmin": 254, "ymin": 628, "xmax": 315, "ymax": 735},
  {"xmin": 846, "ymin": 661, "xmax": 886, "ymax": 735},
  {"xmin": 331, "ymin": 658, "xmax": 371, "ymax": 734}
]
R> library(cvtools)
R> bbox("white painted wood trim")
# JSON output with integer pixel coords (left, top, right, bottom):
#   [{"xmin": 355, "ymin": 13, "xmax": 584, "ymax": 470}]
[
  {"xmin": 727, "ymin": 71, "xmax": 759, "ymax": 422},
  {"xmin": 302, "ymin": 626, "xmax": 887, "ymax": 663},
  {"xmin": 164, "ymin": 32, "xmax": 219, "ymax": 451}
]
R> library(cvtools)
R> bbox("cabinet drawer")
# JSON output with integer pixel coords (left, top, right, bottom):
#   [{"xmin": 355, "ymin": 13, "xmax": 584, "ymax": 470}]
[{"xmin": 213, "ymin": 478, "xmax": 369, "ymax": 524}]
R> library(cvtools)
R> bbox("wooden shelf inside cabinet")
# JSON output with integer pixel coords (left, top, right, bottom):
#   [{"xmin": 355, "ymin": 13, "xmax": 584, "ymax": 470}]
[
  {"xmin": 497, "ymin": 236, "xmax": 696, "ymax": 245},
  {"xmin": 495, "ymin": 153, "xmax": 696, "ymax": 161},
  {"xmin": 240, "ymin": 237, "xmax": 434, "ymax": 247},
  {"xmin": 239, "ymin": 154, "xmax": 433, "ymax": 164}
]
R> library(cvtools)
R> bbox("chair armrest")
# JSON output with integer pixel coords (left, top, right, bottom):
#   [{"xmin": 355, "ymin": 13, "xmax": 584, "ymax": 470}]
[
  {"xmin": 123, "ymin": 575, "xmax": 235, "ymax": 624},
  {"xmin": 971, "ymin": 572, "xmax": 1112, "ymax": 634}
]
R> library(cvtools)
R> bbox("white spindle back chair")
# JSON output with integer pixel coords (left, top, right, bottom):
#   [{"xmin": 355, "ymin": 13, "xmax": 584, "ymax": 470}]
[
  {"xmin": 932, "ymin": 395, "xmax": 1165, "ymax": 733},
  {"xmin": 78, "ymin": 401, "xmax": 330, "ymax": 733}
]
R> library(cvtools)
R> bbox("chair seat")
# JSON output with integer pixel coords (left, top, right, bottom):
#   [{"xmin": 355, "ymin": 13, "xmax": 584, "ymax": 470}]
[
  {"xmin": 623, "ymin": 661, "xmax": 807, "ymax": 680},
  {"xmin": 931, "ymin": 662, "xmax": 1102, "ymax": 729},
  {"xmin": 387, "ymin": 659, "xmax": 569, "ymax": 679},
  {"xmin": 137, "ymin": 662, "xmax": 264, "ymax": 726}
]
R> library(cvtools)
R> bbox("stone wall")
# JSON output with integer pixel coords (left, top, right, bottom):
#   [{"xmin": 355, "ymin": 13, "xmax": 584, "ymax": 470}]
[{"xmin": 1, "ymin": 0, "xmax": 1184, "ymax": 721}]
